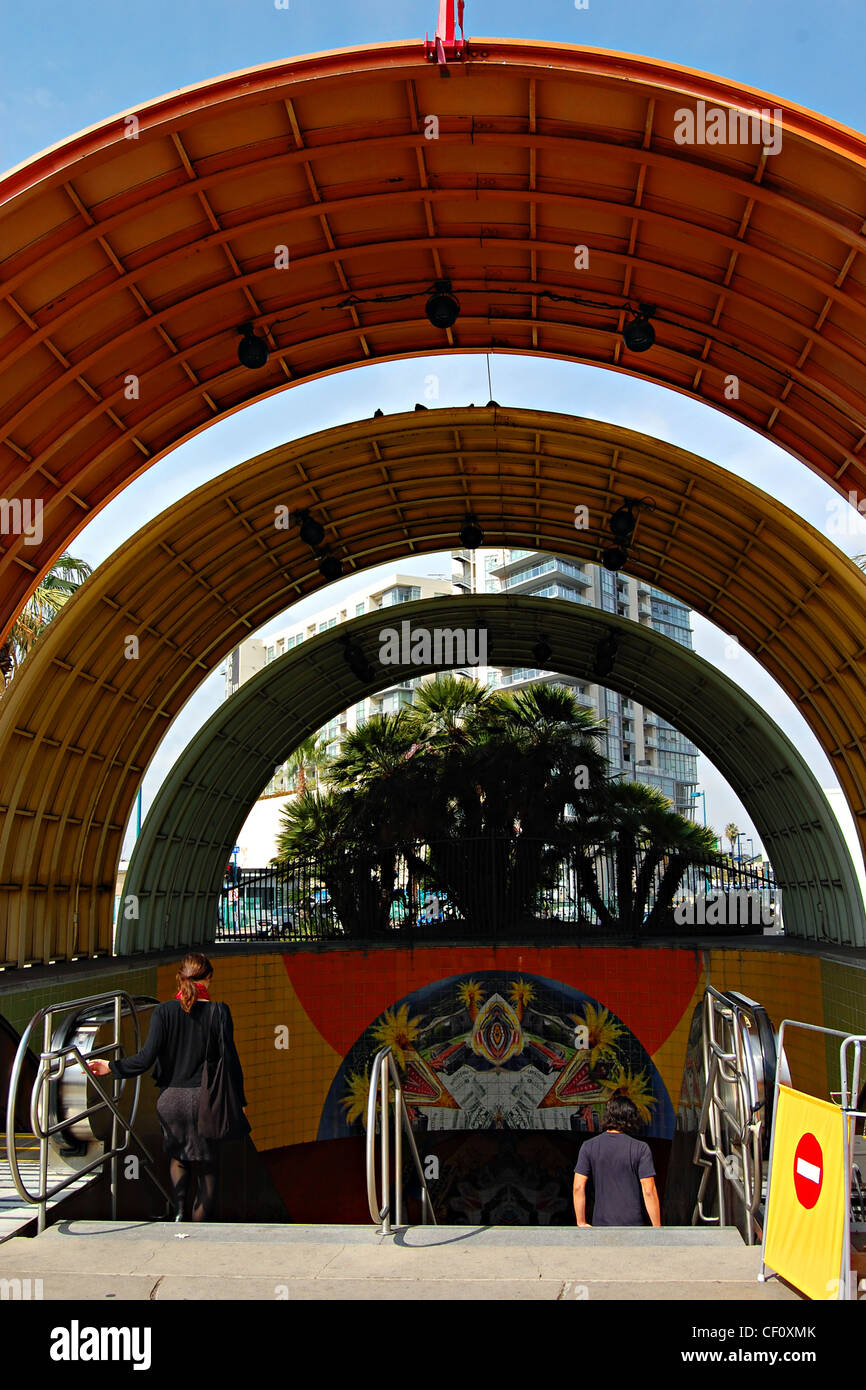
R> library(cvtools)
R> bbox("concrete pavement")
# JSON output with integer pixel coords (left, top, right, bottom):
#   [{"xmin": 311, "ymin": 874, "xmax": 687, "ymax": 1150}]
[{"xmin": 0, "ymin": 1221, "xmax": 802, "ymax": 1300}]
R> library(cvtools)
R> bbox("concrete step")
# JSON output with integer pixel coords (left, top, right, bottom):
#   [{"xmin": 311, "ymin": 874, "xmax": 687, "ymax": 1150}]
[{"xmin": 0, "ymin": 1221, "xmax": 802, "ymax": 1300}]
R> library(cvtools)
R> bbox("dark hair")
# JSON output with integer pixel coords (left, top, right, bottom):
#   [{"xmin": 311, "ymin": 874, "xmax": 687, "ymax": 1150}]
[
  {"xmin": 602, "ymin": 1095, "xmax": 642, "ymax": 1136},
  {"xmin": 176, "ymin": 953, "xmax": 212, "ymax": 1013}
]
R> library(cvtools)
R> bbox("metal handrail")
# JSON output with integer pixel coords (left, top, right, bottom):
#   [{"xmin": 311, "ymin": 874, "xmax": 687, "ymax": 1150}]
[
  {"xmin": 5, "ymin": 991, "xmax": 173, "ymax": 1232},
  {"xmin": 692, "ymin": 986, "xmax": 768, "ymax": 1243},
  {"xmin": 365, "ymin": 1046, "xmax": 437, "ymax": 1233}
]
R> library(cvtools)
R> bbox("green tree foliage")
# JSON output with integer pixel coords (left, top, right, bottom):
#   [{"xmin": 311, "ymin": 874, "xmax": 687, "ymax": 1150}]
[
  {"xmin": 724, "ymin": 821, "xmax": 740, "ymax": 857},
  {"xmin": 0, "ymin": 556, "xmax": 92, "ymax": 690},
  {"xmin": 274, "ymin": 673, "xmax": 720, "ymax": 935},
  {"xmin": 284, "ymin": 734, "xmax": 329, "ymax": 796}
]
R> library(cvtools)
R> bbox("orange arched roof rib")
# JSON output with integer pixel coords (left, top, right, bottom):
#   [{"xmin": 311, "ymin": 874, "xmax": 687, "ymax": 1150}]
[
  {"xmin": 0, "ymin": 408, "xmax": 864, "ymax": 967},
  {"xmin": 2, "ymin": 42, "xmax": 866, "ymax": 644}
]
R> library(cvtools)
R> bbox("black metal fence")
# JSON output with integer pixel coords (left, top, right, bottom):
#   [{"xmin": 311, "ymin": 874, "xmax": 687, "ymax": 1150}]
[{"xmin": 217, "ymin": 837, "xmax": 779, "ymax": 942}]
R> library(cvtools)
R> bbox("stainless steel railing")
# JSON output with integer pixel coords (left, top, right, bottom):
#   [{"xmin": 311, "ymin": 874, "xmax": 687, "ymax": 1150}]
[
  {"xmin": 366, "ymin": 1046, "xmax": 437, "ymax": 1233},
  {"xmin": 5, "ymin": 991, "xmax": 173, "ymax": 1233},
  {"xmin": 692, "ymin": 987, "xmax": 773, "ymax": 1244}
]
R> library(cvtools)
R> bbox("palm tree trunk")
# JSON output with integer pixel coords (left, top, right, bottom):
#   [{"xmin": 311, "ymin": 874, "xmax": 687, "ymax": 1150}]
[
  {"xmin": 614, "ymin": 831, "xmax": 637, "ymax": 934},
  {"xmin": 576, "ymin": 853, "xmax": 618, "ymax": 931},
  {"xmin": 633, "ymin": 846, "xmax": 665, "ymax": 929}
]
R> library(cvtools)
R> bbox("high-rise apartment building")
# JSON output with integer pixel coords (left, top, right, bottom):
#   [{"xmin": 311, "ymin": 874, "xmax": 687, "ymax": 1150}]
[
  {"xmin": 224, "ymin": 567, "xmax": 475, "ymax": 793},
  {"xmin": 480, "ymin": 550, "xmax": 699, "ymax": 814},
  {"xmin": 224, "ymin": 551, "xmax": 699, "ymax": 812}
]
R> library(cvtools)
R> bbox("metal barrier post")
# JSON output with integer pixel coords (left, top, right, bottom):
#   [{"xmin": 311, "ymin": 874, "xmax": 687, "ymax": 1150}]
[
  {"xmin": 110, "ymin": 991, "xmax": 121, "ymax": 1221},
  {"xmin": 37, "ymin": 1012, "xmax": 51, "ymax": 1235},
  {"xmin": 394, "ymin": 1060, "xmax": 404, "ymax": 1228},
  {"xmin": 380, "ymin": 1059, "xmax": 391, "ymax": 1235},
  {"xmin": 366, "ymin": 1045, "xmax": 437, "ymax": 1233}
]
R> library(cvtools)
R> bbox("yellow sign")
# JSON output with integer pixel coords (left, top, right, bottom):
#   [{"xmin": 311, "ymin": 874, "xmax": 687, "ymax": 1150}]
[{"xmin": 763, "ymin": 1085, "xmax": 849, "ymax": 1301}]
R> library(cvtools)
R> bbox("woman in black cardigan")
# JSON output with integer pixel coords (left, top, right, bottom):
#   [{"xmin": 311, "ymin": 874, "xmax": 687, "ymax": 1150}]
[{"xmin": 87, "ymin": 953, "xmax": 248, "ymax": 1221}]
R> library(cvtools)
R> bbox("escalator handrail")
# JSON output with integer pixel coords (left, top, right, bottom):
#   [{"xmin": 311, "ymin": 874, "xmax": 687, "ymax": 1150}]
[
  {"xmin": 694, "ymin": 987, "xmax": 773, "ymax": 1240},
  {"xmin": 5, "ymin": 991, "xmax": 172, "ymax": 1224}
]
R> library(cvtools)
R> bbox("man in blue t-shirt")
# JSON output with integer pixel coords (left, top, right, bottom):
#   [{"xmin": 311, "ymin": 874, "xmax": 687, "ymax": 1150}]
[{"xmin": 573, "ymin": 1096, "xmax": 661, "ymax": 1227}]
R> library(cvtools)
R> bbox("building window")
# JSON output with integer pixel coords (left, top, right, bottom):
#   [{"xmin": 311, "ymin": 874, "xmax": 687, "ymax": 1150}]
[
  {"xmin": 380, "ymin": 585, "xmax": 421, "ymax": 607},
  {"xmin": 356, "ymin": 603, "xmax": 365, "ymax": 616}
]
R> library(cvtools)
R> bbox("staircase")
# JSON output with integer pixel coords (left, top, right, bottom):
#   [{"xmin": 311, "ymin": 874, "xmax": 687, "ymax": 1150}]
[{"xmin": 0, "ymin": 1132, "xmax": 95, "ymax": 1242}]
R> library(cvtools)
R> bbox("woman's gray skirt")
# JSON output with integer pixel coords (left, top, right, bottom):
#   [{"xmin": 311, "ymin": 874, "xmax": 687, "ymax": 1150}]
[{"xmin": 156, "ymin": 1086, "xmax": 218, "ymax": 1163}]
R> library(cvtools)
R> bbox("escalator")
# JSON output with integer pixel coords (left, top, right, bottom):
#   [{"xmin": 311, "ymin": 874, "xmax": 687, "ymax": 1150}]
[
  {"xmin": 3, "ymin": 991, "xmax": 289, "ymax": 1235},
  {"xmin": 2, "ymin": 993, "xmax": 171, "ymax": 1237},
  {"xmin": 665, "ymin": 986, "xmax": 786, "ymax": 1243}
]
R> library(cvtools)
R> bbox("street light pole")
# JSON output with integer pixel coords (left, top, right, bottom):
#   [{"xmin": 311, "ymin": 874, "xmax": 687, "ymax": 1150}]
[
  {"xmin": 687, "ymin": 789, "xmax": 706, "ymax": 826},
  {"xmin": 687, "ymin": 789, "xmax": 710, "ymax": 891}
]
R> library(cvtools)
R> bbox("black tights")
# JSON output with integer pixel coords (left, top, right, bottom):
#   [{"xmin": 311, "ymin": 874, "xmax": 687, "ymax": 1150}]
[{"xmin": 169, "ymin": 1158, "xmax": 218, "ymax": 1222}]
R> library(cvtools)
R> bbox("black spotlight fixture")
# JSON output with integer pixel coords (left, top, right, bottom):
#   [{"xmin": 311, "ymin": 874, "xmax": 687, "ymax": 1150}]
[
  {"xmin": 237, "ymin": 322, "xmax": 269, "ymax": 369},
  {"xmin": 341, "ymin": 636, "xmax": 374, "ymax": 683},
  {"xmin": 622, "ymin": 304, "xmax": 656, "ymax": 353},
  {"xmin": 594, "ymin": 631, "xmax": 618, "ymax": 679},
  {"xmin": 459, "ymin": 514, "xmax": 484, "ymax": 550},
  {"xmin": 609, "ymin": 500, "xmax": 637, "ymax": 542},
  {"xmin": 296, "ymin": 510, "xmax": 325, "ymax": 549},
  {"xmin": 602, "ymin": 546, "xmax": 629, "ymax": 572},
  {"xmin": 425, "ymin": 279, "xmax": 460, "ymax": 330},
  {"xmin": 532, "ymin": 635, "xmax": 553, "ymax": 666},
  {"xmin": 318, "ymin": 552, "xmax": 343, "ymax": 582}
]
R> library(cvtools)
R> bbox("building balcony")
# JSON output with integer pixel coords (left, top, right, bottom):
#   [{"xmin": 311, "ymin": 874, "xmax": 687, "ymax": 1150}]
[{"xmin": 490, "ymin": 554, "xmax": 590, "ymax": 587}]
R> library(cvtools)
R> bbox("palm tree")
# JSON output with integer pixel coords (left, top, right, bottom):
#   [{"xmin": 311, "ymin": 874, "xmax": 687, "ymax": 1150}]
[
  {"xmin": 407, "ymin": 672, "xmax": 491, "ymax": 748},
  {"xmin": 410, "ymin": 677, "xmax": 609, "ymax": 927},
  {"xmin": 0, "ymin": 555, "xmax": 92, "ymax": 689},
  {"xmin": 273, "ymin": 787, "xmax": 393, "ymax": 937},
  {"xmin": 328, "ymin": 710, "xmax": 435, "ymax": 844},
  {"xmin": 274, "ymin": 786, "xmax": 349, "ymax": 860},
  {"xmin": 724, "ymin": 822, "xmax": 740, "ymax": 858},
  {"xmin": 571, "ymin": 782, "xmax": 721, "ymax": 935},
  {"xmin": 284, "ymin": 734, "xmax": 329, "ymax": 796},
  {"xmin": 270, "ymin": 673, "xmax": 721, "ymax": 939}
]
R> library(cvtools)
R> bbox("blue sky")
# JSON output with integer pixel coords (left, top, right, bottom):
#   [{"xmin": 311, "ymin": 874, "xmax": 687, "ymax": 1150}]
[
  {"xmin": 3, "ymin": 0, "xmax": 865, "ymax": 862},
  {"xmin": 2, "ymin": 0, "xmax": 864, "ymax": 171}
]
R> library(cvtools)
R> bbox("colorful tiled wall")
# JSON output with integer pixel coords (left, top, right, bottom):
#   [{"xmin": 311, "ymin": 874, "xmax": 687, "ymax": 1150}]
[
  {"xmin": 706, "ymin": 948, "xmax": 830, "ymax": 1099},
  {"xmin": 3, "ymin": 944, "xmax": 864, "ymax": 1154},
  {"xmin": 0, "ymin": 962, "xmax": 158, "ymax": 1040},
  {"xmin": 161, "ymin": 944, "xmax": 709, "ymax": 1149},
  {"xmin": 186, "ymin": 945, "xmax": 864, "ymax": 1151}
]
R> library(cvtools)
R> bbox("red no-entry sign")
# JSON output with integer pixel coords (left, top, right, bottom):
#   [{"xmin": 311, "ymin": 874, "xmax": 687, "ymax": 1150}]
[{"xmin": 793, "ymin": 1132, "xmax": 823, "ymax": 1209}]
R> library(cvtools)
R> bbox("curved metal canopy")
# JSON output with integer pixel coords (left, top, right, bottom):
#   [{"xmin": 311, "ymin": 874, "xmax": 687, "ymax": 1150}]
[
  {"xmin": 120, "ymin": 594, "xmax": 864, "ymax": 952},
  {"xmin": 2, "ymin": 41, "xmax": 866, "ymax": 644},
  {"xmin": 1, "ymin": 408, "xmax": 864, "ymax": 968}
]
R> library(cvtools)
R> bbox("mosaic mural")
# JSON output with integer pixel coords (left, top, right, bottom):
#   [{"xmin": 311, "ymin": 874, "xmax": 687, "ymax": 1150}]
[{"xmin": 320, "ymin": 971, "xmax": 674, "ymax": 1141}]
